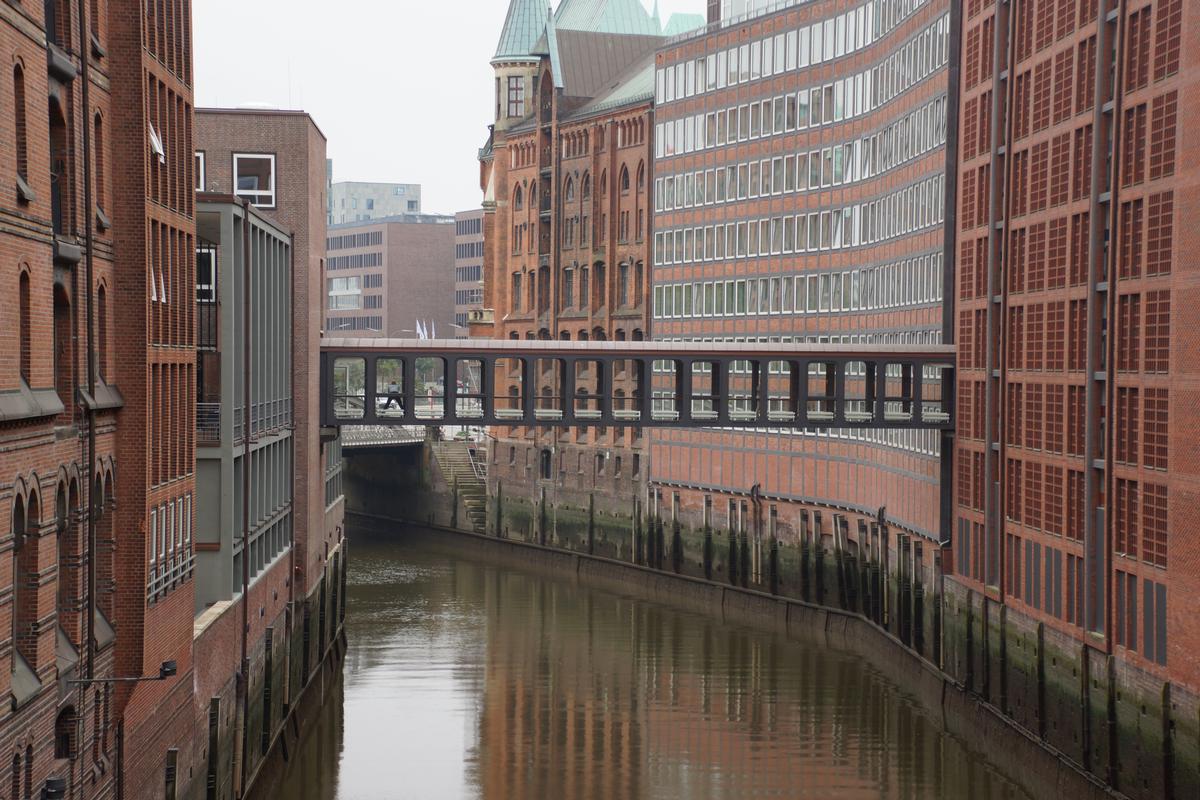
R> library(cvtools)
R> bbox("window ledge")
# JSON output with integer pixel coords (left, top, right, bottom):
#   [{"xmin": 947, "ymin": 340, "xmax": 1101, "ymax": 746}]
[
  {"xmin": 0, "ymin": 379, "xmax": 65, "ymax": 423},
  {"xmin": 96, "ymin": 206, "xmax": 111, "ymax": 231},
  {"xmin": 79, "ymin": 381, "xmax": 124, "ymax": 412},
  {"xmin": 90, "ymin": 32, "xmax": 106, "ymax": 59},
  {"xmin": 54, "ymin": 238, "xmax": 82, "ymax": 265},
  {"xmin": 47, "ymin": 42, "xmax": 77, "ymax": 84},
  {"xmin": 15, "ymin": 174, "xmax": 35, "ymax": 205},
  {"xmin": 93, "ymin": 607, "xmax": 115, "ymax": 650},
  {"xmin": 10, "ymin": 650, "xmax": 41, "ymax": 712}
]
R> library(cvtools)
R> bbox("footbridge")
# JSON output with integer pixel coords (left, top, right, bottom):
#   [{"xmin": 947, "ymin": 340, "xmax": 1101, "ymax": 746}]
[{"xmin": 320, "ymin": 338, "xmax": 956, "ymax": 431}]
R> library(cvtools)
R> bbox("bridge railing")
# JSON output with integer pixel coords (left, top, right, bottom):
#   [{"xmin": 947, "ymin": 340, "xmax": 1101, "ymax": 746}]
[{"xmin": 320, "ymin": 339, "xmax": 956, "ymax": 431}]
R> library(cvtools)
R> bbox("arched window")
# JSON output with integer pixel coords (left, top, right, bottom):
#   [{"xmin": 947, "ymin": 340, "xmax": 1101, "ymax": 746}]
[
  {"xmin": 513, "ymin": 184, "xmax": 523, "ymax": 211},
  {"xmin": 11, "ymin": 494, "xmax": 25, "ymax": 662},
  {"xmin": 50, "ymin": 96, "xmax": 71, "ymax": 234},
  {"xmin": 540, "ymin": 449, "xmax": 552, "ymax": 481},
  {"xmin": 13, "ymin": 66, "xmax": 27, "ymax": 182},
  {"xmin": 636, "ymin": 161, "xmax": 645, "ymax": 192},
  {"xmin": 564, "ymin": 176, "xmax": 574, "ymax": 202},
  {"xmin": 581, "ymin": 173, "xmax": 591, "ymax": 200},
  {"xmin": 55, "ymin": 707, "xmax": 76, "ymax": 759},
  {"xmin": 23, "ymin": 745, "xmax": 30, "ymax": 800},
  {"xmin": 53, "ymin": 283, "xmax": 73, "ymax": 406},
  {"xmin": 19, "ymin": 271, "xmax": 31, "ymax": 383},
  {"xmin": 599, "ymin": 170, "xmax": 607, "ymax": 198},
  {"xmin": 619, "ymin": 166, "xmax": 630, "ymax": 194},
  {"xmin": 10, "ymin": 754, "xmax": 18, "ymax": 800},
  {"xmin": 97, "ymin": 285, "xmax": 108, "ymax": 381},
  {"xmin": 94, "ymin": 113, "xmax": 106, "ymax": 211}
]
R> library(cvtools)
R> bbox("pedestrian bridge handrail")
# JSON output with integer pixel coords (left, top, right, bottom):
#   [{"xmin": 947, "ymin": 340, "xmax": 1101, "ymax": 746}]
[{"xmin": 320, "ymin": 338, "xmax": 956, "ymax": 431}]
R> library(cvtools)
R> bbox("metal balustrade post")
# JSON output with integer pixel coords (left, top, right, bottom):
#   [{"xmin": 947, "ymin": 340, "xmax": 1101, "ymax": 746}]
[
  {"xmin": 798, "ymin": 361, "xmax": 811, "ymax": 426},
  {"xmin": 562, "ymin": 358, "xmax": 576, "ymax": 426},
  {"xmin": 636, "ymin": 358, "xmax": 652, "ymax": 422},
  {"xmin": 873, "ymin": 361, "xmax": 887, "ymax": 423},
  {"xmin": 364, "ymin": 355, "xmax": 378, "ymax": 423},
  {"xmin": 753, "ymin": 359, "xmax": 769, "ymax": 423},
  {"xmin": 401, "ymin": 356, "xmax": 416, "ymax": 423},
  {"xmin": 787, "ymin": 360, "xmax": 800, "ymax": 421},
  {"xmin": 520, "ymin": 357, "xmax": 535, "ymax": 422},
  {"xmin": 678, "ymin": 360, "xmax": 693, "ymax": 425},
  {"xmin": 902, "ymin": 363, "xmax": 914, "ymax": 417},
  {"xmin": 833, "ymin": 359, "xmax": 847, "ymax": 425},
  {"xmin": 597, "ymin": 358, "xmax": 609, "ymax": 425},
  {"xmin": 912, "ymin": 362, "xmax": 924, "ymax": 423},
  {"xmin": 480, "ymin": 356, "xmax": 493, "ymax": 422}
]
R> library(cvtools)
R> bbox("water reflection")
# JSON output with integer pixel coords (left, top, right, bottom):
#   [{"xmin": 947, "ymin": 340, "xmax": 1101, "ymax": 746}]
[{"xmin": 271, "ymin": 530, "xmax": 1031, "ymax": 800}]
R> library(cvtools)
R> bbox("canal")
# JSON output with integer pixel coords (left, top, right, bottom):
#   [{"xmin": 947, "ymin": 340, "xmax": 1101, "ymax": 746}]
[{"xmin": 269, "ymin": 526, "xmax": 1034, "ymax": 799}]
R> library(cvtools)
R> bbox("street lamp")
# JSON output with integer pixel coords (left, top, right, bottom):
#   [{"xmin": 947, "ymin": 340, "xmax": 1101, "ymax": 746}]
[{"xmin": 69, "ymin": 659, "xmax": 177, "ymax": 685}]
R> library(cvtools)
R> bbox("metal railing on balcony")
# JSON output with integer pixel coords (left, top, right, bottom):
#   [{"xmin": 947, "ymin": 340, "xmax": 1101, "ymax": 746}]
[{"xmin": 197, "ymin": 403, "xmax": 221, "ymax": 444}]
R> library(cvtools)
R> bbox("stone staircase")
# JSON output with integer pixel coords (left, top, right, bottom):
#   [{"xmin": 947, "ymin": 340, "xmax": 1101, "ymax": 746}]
[{"xmin": 431, "ymin": 440, "xmax": 487, "ymax": 532}]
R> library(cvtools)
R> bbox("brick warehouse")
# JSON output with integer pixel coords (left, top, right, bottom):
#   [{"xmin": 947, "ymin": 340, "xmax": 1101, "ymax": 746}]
[
  {"xmin": 1, "ymin": 3, "xmax": 348, "ymax": 799},
  {"xmin": 477, "ymin": 0, "xmax": 704, "ymax": 544},
  {"xmin": 0, "ymin": 0, "xmax": 123, "ymax": 797}
]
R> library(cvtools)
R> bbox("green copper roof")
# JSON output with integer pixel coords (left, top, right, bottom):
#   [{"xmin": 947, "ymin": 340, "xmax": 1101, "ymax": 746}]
[
  {"xmin": 662, "ymin": 12, "xmax": 705, "ymax": 36},
  {"xmin": 555, "ymin": 0, "xmax": 660, "ymax": 36},
  {"xmin": 493, "ymin": 0, "xmax": 550, "ymax": 63}
]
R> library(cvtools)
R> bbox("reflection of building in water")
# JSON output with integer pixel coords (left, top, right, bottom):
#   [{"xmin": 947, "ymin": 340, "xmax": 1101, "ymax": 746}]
[
  {"xmin": 473, "ymin": 569, "xmax": 645, "ymax": 800},
  {"xmin": 470, "ymin": 564, "xmax": 1022, "ymax": 800}
]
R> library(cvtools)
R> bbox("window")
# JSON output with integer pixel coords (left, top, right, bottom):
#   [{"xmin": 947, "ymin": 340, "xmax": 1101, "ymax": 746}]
[
  {"xmin": 13, "ymin": 65, "xmax": 27, "ymax": 183},
  {"xmin": 18, "ymin": 271, "xmax": 30, "ymax": 383},
  {"xmin": 507, "ymin": 76, "xmax": 525, "ymax": 118},
  {"xmin": 94, "ymin": 114, "xmax": 106, "ymax": 211},
  {"xmin": 194, "ymin": 151, "xmax": 205, "ymax": 192},
  {"xmin": 327, "ymin": 277, "xmax": 362, "ymax": 310},
  {"xmin": 233, "ymin": 153, "xmax": 276, "ymax": 207}
]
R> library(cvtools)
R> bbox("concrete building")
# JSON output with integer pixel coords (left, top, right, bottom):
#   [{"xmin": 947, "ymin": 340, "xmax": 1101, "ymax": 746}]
[
  {"xmin": 650, "ymin": 0, "xmax": 951, "ymax": 578},
  {"xmin": 478, "ymin": 0, "xmax": 698, "ymax": 537},
  {"xmin": 194, "ymin": 199, "xmax": 294, "ymax": 611},
  {"xmin": 328, "ymin": 179, "xmax": 422, "ymax": 225},
  {"xmin": 455, "ymin": 209, "xmax": 485, "ymax": 336},
  {"xmin": 193, "ymin": 108, "xmax": 347, "ymax": 798},
  {"xmin": 325, "ymin": 215, "xmax": 456, "ymax": 337}
]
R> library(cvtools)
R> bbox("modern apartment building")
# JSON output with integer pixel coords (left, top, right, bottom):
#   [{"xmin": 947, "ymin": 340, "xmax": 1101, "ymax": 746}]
[
  {"xmin": 328, "ymin": 179, "xmax": 421, "ymax": 225},
  {"xmin": 479, "ymin": 0, "xmax": 696, "ymax": 532},
  {"xmin": 455, "ymin": 209, "xmax": 486, "ymax": 336},
  {"xmin": 325, "ymin": 214, "xmax": 456, "ymax": 337},
  {"xmin": 650, "ymin": 0, "xmax": 951, "ymax": 577}
]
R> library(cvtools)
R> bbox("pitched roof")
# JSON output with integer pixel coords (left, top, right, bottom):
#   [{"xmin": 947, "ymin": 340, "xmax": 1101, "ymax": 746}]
[
  {"xmin": 662, "ymin": 12, "xmax": 706, "ymax": 36},
  {"xmin": 569, "ymin": 52, "xmax": 656, "ymax": 118},
  {"xmin": 493, "ymin": 0, "xmax": 550, "ymax": 63},
  {"xmin": 553, "ymin": 29, "xmax": 662, "ymax": 99},
  {"xmin": 555, "ymin": 0, "xmax": 660, "ymax": 36}
]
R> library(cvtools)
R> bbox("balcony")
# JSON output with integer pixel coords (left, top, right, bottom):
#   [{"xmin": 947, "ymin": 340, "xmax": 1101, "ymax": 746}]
[{"xmin": 197, "ymin": 403, "xmax": 221, "ymax": 445}]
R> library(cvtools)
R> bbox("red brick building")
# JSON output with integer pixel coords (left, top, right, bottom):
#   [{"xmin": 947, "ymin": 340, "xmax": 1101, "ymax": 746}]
[
  {"xmin": 1, "ymin": 0, "xmax": 194, "ymax": 796},
  {"xmin": 479, "ymin": 0, "xmax": 687, "ymax": 538},
  {"xmin": 950, "ymin": 1, "xmax": 1197, "ymax": 791},
  {"xmin": 651, "ymin": 0, "xmax": 951, "ymax": 586}
]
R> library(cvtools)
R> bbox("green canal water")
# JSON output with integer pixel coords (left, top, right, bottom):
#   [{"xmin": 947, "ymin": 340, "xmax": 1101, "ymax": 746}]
[{"xmin": 269, "ymin": 527, "xmax": 1034, "ymax": 799}]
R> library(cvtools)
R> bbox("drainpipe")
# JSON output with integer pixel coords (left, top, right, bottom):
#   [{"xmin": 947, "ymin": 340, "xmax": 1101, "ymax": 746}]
[
  {"xmin": 77, "ymin": 0, "xmax": 98, "ymax": 683},
  {"xmin": 76, "ymin": 1, "xmax": 98, "ymax": 795},
  {"xmin": 286, "ymin": 232, "xmax": 296, "ymax": 710},
  {"xmin": 236, "ymin": 200, "xmax": 253, "ymax": 798}
]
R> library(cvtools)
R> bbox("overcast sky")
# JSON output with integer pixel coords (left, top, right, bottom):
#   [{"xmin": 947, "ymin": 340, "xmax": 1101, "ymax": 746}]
[{"xmin": 194, "ymin": 0, "xmax": 704, "ymax": 216}]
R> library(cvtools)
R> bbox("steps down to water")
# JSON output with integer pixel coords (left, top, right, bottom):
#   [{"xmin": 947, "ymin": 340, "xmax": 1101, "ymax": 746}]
[{"xmin": 430, "ymin": 441, "xmax": 488, "ymax": 533}]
